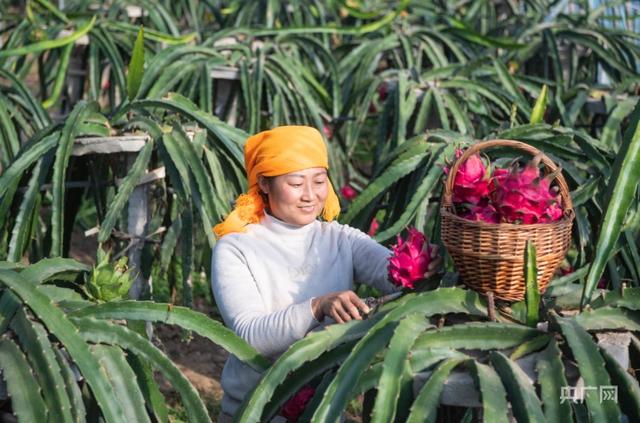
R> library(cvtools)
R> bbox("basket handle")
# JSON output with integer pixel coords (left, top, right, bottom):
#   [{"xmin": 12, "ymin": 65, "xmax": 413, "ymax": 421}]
[{"xmin": 442, "ymin": 139, "xmax": 574, "ymax": 211}]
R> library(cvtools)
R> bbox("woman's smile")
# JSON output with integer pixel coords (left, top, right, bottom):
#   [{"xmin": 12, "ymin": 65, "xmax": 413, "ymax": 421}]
[{"xmin": 299, "ymin": 204, "xmax": 316, "ymax": 213}]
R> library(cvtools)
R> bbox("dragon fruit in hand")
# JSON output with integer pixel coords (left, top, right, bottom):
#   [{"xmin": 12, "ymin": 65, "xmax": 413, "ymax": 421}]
[{"xmin": 387, "ymin": 228, "xmax": 436, "ymax": 289}]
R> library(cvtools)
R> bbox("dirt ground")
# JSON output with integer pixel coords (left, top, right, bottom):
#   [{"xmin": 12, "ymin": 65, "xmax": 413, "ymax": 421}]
[{"xmin": 154, "ymin": 297, "xmax": 229, "ymax": 418}]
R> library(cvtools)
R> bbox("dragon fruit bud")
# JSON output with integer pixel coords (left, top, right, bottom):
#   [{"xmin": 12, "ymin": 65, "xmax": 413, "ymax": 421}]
[
  {"xmin": 387, "ymin": 228, "xmax": 435, "ymax": 289},
  {"xmin": 86, "ymin": 254, "xmax": 135, "ymax": 302}
]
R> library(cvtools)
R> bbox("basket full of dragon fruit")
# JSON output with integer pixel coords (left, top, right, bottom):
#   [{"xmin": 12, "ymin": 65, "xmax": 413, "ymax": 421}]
[{"xmin": 440, "ymin": 139, "xmax": 574, "ymax": 302}]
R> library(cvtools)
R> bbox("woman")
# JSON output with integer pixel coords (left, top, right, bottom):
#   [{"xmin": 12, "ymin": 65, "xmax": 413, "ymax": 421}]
[{"xmin": 211, "ymin": 126, "xmax": 438, "ymax": 419}]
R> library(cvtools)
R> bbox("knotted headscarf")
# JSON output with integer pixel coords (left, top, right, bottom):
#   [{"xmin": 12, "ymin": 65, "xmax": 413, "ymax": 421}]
[{"xmin": 213, "ymin": 126, "xmax": 340, "ymax": 238}]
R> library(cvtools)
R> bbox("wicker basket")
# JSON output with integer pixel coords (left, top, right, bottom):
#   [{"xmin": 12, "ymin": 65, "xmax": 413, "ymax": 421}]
[{"xmin": 440, "ymin": 140, "xmax": 574, "ymax": 302}]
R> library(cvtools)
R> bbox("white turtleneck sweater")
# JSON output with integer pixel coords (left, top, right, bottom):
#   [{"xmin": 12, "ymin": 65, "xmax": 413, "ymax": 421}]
[{"xmin": 211, "ymin": 212, "xmax": 397, "ymax": 415}]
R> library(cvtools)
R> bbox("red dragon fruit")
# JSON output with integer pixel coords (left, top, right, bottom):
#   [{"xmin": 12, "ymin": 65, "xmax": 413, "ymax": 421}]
[
  {"xmin": 461, "ymin": 203, "xmax": 500, "ymax": 223},
  {"xmin": 491, "ymin": 155, "xmax": 563, "ymax": 224},
  {"xmin": 449, "ymin": 148, "xmax": 565, "ymax": 224},
  {"xmin": 387, "ymin": 228, "xmax": 436, "ymax": 289},
  {"xmin": 378, "ymin": 81, "xmax": 389, "ymax": 101},
  {"xmin": 281, "ymin": 385, "xmax": 315, "ymax": 422},
  {"xmin": 368, "ymin": 217, "xmax": 380, "ymax": 236},
  {"xmin": 340, "ymin": 184, "xmax": 357, "ymax": 201},
  {"xmin": 447, "ymin": 149, "xmax": 492, "ymax": 205},
  {"xmin": 490, "ymin": 167, "xmax": 510, "ymax": 191},
  {"xmin": 322, "ymin": 123, "xmax": 333, "ymax": 140}
]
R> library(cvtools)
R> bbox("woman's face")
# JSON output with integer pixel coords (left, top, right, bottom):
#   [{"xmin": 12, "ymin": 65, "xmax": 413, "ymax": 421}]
[{"xmin": 258, "ymin": 167, "xmax": 329, "ymax": 226}]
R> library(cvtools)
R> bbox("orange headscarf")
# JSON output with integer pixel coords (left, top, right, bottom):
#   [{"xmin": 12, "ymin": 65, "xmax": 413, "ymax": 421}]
[{"xmin": 213, "ymin": 126, "xmax": 340, "ymax": 238}]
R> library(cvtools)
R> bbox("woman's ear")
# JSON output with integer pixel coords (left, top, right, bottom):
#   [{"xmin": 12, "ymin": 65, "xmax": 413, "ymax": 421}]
[{"xmin": 257, "ymin": 175, "xmax": 269, "ymax": 194}]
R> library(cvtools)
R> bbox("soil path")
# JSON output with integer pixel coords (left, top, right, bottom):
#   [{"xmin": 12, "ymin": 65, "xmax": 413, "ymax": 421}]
[{"xmin": 154, "ymin": 298, "xmax": 229, "ymax": 417}]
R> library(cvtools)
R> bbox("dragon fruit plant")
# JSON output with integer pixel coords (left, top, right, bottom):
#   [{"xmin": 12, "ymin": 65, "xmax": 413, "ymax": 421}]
[
  {"xmin": 0, "ymin": 259, "xmax": 272, "ymax": 423},
  {"xmin": 450, "ymin": 150, "xmax": 564, "ymax": 224}
]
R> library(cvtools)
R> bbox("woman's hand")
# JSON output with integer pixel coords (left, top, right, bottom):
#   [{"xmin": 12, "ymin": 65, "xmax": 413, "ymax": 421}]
[
  {"xmin": 311, "ymin": 290, "xmax": 370, "ymax": 323},
  {"xmin": 423, "ymin": 244, "xmax": 443, "ymax": 279}
]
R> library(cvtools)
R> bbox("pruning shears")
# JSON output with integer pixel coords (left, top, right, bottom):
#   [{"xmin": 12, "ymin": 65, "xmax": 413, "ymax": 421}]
[{"xmin": 363, "ymin": 291, "xmax": 403, "ymax": 318}]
